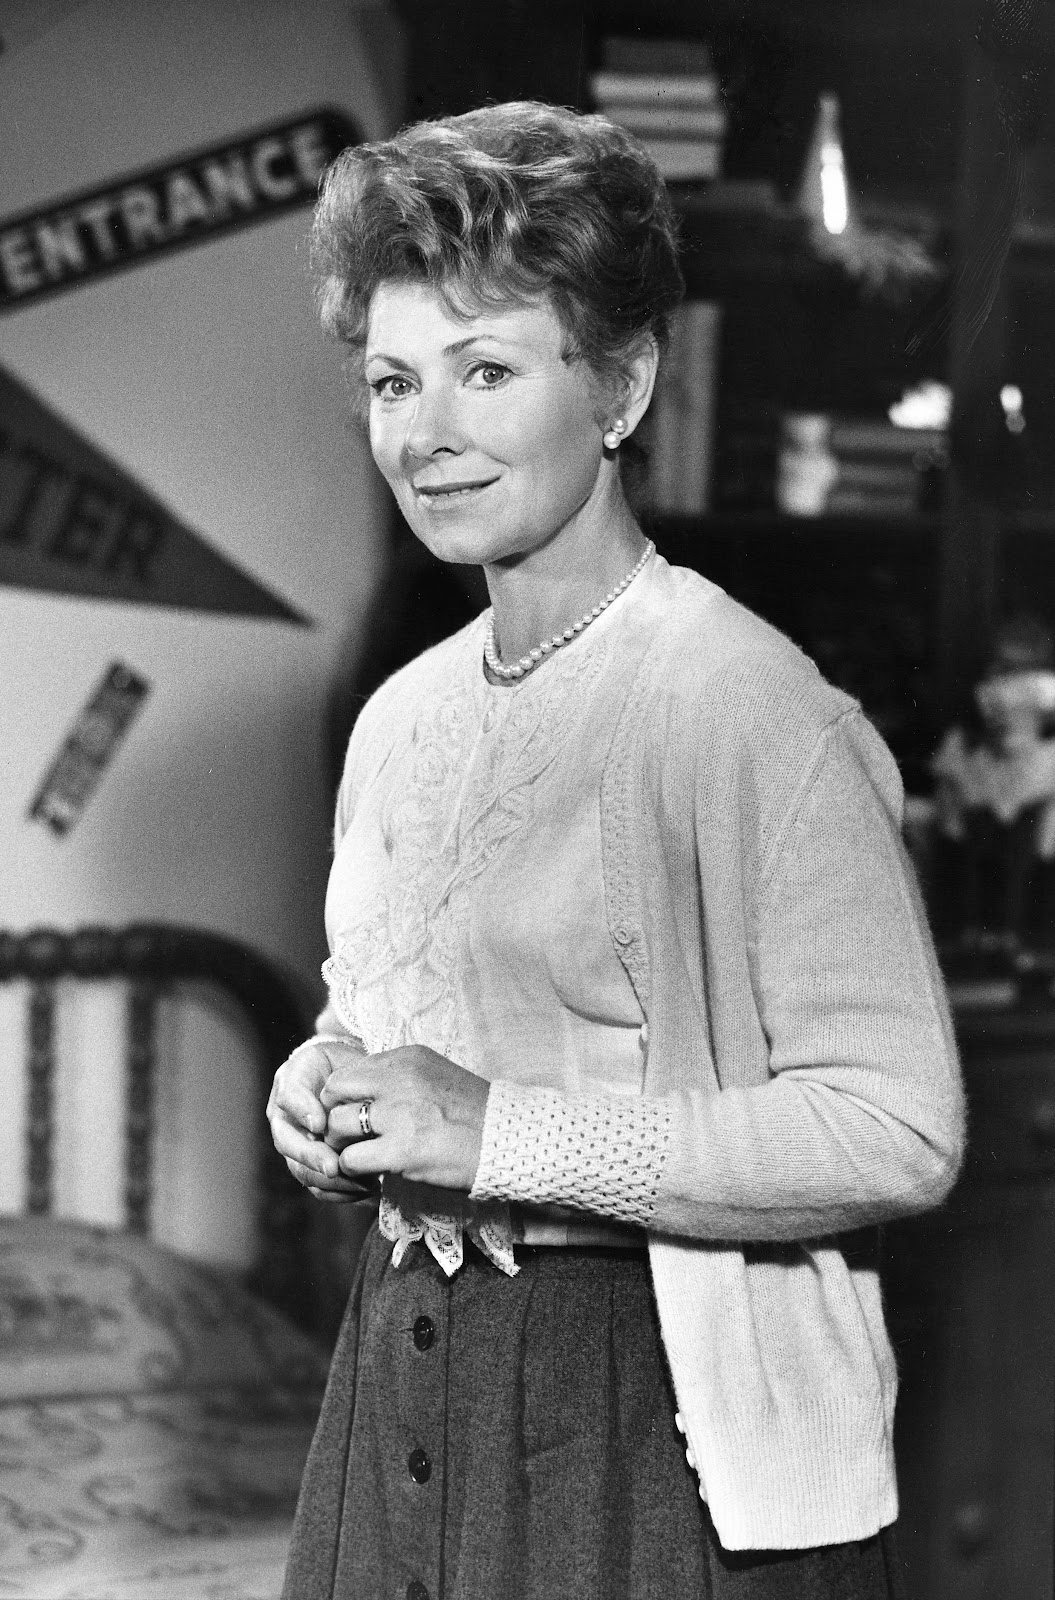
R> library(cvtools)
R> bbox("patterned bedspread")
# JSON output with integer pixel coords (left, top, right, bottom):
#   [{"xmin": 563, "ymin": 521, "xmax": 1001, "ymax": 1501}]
[{"xmin": 0, "ymin": 1220, "xmax": 329, "ymax": 1600}]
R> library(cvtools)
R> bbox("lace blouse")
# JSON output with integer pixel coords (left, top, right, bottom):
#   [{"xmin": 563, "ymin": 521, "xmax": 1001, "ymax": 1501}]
[{"xmin": 321, "ymin": 569, "xmax": 654, "ymax": 1276}]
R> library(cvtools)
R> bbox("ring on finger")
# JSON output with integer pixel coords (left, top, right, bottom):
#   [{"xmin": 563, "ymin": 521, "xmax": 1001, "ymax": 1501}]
[{"xmin": 358, "ymin": 1099, "xmax": 376, "ymax": 1139}]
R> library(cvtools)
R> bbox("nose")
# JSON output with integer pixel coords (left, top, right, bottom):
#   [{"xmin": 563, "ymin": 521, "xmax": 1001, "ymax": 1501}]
[{"xmin": 404, "ymin": 385, "xmax": 464, "ymax": 460}]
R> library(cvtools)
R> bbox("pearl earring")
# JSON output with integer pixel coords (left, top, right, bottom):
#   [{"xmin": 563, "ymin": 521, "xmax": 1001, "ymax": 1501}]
[{"xmin": 603, "ymin": 417, "xmax": 628, "ymax": 451}]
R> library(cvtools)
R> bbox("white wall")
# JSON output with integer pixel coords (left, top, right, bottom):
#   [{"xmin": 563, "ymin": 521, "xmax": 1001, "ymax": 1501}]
[{"xmin": 0, "ymin": 0, "xmax": 397, "ymax": 1004}]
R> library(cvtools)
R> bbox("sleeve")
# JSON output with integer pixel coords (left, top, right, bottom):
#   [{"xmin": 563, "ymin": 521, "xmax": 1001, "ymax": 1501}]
[
  {"xmin": 472, "ymin": 712, "xmax": 966, "ymax": 1241},
  {"xmin": 472, "ymin": 1081, "xmax": 675, "ymax": 1226}
]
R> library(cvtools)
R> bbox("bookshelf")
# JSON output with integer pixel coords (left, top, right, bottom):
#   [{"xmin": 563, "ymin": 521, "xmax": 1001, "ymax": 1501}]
[{"xmin": 389, "ymin": 0, "xmax": 1055, "ymax": 765}]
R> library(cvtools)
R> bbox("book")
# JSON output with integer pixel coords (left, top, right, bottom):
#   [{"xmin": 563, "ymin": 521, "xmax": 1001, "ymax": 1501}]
[
  {"xmin": 774, "ymin": 410, "xmax": 945, "ymax": 517},
  {"xmin": 589, "ymin": 71, "xmax": 720, "ymax": 108},
  {"xmin": 599, "ymin": 103, "xmax": 728, "ymax": 138},
  {"xmin": 679, "ymin": 301, "xmax": 723, "ymax": 513},
  {"xmin": 601, "ymin": 37, "xmax": 715, "ymax": 76},
  {"xmin": 828, "ymin": 419, "xmax": 947, "ymax": 458},
  {"xmin": 825, "ymin": 487, "xmax": 919, "ymax": 517},
  {"xmin": 648, "ymin": 301, "xmax": 723, "ymax": 514},
  {"xmin": 831, "ymin": 460, "xmax": 922, "ymax": 495},
  {"xmin": 643, "ymin": 138, "xmax": 723, "ymax": 181}
]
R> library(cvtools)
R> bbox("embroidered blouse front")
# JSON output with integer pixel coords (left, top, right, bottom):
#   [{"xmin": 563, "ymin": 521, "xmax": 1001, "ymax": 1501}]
[{"xmin": 322, "ymin": 582, "xmax": 651, "ymax": 1275}]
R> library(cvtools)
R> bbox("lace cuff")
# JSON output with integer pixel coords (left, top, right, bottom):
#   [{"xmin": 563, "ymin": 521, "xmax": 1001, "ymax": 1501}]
[{"xmin": 470, "ymin": 1081, "xmax": 673, "ymax": 1226}]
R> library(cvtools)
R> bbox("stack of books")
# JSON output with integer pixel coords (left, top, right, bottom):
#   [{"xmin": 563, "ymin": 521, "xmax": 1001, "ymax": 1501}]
[
  {"xmin": 646, "ymin": 300, "xmax": 723, "ymax": 515},
  {"xmin": 776, "ymin": 414, "xmax": 948, "ymax": 518},
  {"xmin": 590, "ymin": 37, "xmax": 727, "ymax": 183},
  {"xmin": 825, "ymin": 418, "xmax": 948, "ymax": 517}
]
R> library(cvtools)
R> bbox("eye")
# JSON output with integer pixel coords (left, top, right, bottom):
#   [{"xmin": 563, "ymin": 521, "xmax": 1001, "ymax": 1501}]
[
  {"xmin": 468, "ymin": 362, "xmax": 510, "ymax": 389},
  {"xmin": 370, "ymin": 373, "xmax": 414, "ymax": 401}
]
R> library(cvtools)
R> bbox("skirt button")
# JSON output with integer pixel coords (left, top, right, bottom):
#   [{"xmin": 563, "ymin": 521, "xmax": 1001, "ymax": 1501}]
[{"xmin": 413, "ymin": 1314, "xmax": 435, "ymax": 1351}]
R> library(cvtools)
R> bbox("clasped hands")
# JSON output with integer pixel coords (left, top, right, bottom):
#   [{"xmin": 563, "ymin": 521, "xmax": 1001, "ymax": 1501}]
[{"xmin": 266, "ymin": 1037, "xmax": 490, "ymax": 1202}]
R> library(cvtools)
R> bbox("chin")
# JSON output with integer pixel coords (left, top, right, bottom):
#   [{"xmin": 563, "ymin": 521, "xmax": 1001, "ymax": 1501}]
[
  {"xmin": 403, "ymin": 510, "xmax": 532, "ymax": 569},
  {"xmin": 407, "ymin": 523, "xmax": 490, "ymax": 566}
]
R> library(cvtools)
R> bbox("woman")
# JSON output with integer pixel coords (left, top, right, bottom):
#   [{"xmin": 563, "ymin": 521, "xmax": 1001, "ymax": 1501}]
[{"xmin": 268, "ymin": 101, "xmax": 964, "ymax": 1600}]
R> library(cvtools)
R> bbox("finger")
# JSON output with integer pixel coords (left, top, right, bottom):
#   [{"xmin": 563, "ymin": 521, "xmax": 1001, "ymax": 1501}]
[
  {"xmin": 273, "ymin": 1078, "xmax": 328, "ymax": 1137},
  {"xmin": 313, "ymin": 1036, "xmax": 370, "ymax": 1069},
  {"xmin": 319, "ymin": 1061, "xmax": 382, "ymax": 1110},
  {"xmin": 325, "ymin": 1100, "xmax": 386, "ymax": 1145},
  {"xmin": 307, "ymin": 1187, "xmax": 360, "ymax": 1203},
  {"xmin": 336, "ymin": 1133, "xmax": 393, "ymax": 1180},
  {"xmin": 272, "ymin": 1113, "xmax": 342, "ymax": 1181},
  {"xmin": 272, "ymin": 1038, "xmax": 366, "ymax": 1133},
  {"xmin": 286, "ymin": 1158, "xmax": 362, "ymax": 1195},
  {"xmin": 308, "ymin": 1173, "xmax": 378, "ymax": 1202}
]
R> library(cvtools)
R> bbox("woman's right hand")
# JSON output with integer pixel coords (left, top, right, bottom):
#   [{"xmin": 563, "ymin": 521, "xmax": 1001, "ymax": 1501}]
[{"xmin": 266, "ymin": 1037, "xmax": 377, "ymax": 1202}]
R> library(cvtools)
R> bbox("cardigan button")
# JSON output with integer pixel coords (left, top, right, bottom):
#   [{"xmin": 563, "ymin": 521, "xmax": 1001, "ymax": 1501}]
[
  {"xmin": 408, "ymin": 1448, "xmax": 432, "ymax": 1484},
  {"xmin": 613, "ymin": 925, "xmax": 632, "ymax": 945},
  {"xmin": 674, "ymin": 1412, "xmax": 685, "ymax": 1434}
]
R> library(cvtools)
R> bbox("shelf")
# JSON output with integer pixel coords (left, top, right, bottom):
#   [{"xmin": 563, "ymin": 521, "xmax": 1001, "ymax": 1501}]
[
  {"xmin": 671, "ymin": 182, "xmax": 1055, "ymax": 293},
  {"xmin": 673, "ymin": 188, "xmax": 950, "ymax": 300}
]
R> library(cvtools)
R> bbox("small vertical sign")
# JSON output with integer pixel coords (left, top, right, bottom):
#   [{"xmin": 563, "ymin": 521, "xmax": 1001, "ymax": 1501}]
[{"xmin": 29, "ymin": 661, "xmax": 151, "ymax": 835}]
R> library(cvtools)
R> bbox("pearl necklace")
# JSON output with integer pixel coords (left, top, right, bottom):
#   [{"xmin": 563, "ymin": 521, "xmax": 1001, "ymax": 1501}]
[{"xmin": 484, "ymin": 540, "xmax": 655, "ymax": 682}]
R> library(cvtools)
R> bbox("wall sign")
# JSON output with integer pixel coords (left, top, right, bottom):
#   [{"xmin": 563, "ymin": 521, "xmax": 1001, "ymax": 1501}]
[
  {"xmin": 29, "ymin": 661, "xmax": 151, "ymax": 836},
  {"xmin": 0, "ymin": 108, "xmax": 361, "ymax": 313},
  {"xmin": 0, "ymin": 364, "xmax": 307, "ymax": 620}
]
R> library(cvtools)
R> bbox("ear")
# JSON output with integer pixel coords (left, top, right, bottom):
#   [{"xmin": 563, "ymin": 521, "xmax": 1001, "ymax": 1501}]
[{"xmin": 614, "ymin": 334, "xmax": 660, "ymax": 438}]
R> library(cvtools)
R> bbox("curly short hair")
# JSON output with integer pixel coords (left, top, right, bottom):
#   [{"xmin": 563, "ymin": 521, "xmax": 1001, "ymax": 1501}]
[{"xmin": 311, "ymin": 100, "xmax": 685, "ymax": 397}]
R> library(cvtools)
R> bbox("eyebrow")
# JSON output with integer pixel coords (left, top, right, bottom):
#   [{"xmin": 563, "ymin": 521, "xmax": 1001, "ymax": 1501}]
[{"xmin": 365, "ymin": 332, "xmax": 520, "ymax": 366}]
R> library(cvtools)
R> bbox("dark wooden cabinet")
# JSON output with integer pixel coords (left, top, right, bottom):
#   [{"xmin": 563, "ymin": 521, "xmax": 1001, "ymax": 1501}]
[{"xmin": 890, "ymin": 989, "xmax": 1055, "ymax": 1599}]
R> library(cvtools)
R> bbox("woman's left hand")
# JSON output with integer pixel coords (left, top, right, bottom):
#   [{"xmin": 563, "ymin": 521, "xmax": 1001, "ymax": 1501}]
[{"xmin": 320, "ymin": 1045, "xmax": 490, "ymax": 1193}]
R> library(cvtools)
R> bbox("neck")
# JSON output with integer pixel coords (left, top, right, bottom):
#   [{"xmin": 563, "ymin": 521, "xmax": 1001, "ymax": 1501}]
[{"xmin": 484, "ymin": 492, "xmax": 648, "ymax": 664}]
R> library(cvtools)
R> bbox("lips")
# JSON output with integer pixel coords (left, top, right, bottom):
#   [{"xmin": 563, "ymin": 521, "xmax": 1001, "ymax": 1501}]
[{"xmin": 413, "ymin": 477, "xmax": 499, "ymax": 498}]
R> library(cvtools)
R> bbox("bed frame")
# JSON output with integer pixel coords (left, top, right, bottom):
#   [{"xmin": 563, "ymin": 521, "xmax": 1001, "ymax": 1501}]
[{"xmin": 0, "ymin": 922, "xmax": 315, "ymax": 1328}]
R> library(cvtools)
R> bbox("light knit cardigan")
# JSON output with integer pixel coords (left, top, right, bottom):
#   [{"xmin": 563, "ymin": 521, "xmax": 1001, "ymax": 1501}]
[{"xmin": 319, "ymin": 557, "xmax": 965, "ymax": 1552}]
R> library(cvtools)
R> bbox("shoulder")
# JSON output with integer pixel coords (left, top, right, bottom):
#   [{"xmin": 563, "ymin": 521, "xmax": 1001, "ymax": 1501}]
[
  {"xmin": 642, "ymin": 559, "xmax": 854, "ymax": 747},
  {"xmin": 628, "ymin": 559, "xmax": 901, "ymax": 834}
]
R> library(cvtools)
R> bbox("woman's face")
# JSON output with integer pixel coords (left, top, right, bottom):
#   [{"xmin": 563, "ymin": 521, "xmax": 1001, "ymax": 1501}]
[{"xmin": 364, "ymin": 281, "xmax": 611, "ymax": 566}]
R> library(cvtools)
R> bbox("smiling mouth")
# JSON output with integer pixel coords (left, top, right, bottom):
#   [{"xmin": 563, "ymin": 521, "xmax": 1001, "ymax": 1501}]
[{"xmin": 414, "ymin": 478, "xmax": 499, "ymax": 500}]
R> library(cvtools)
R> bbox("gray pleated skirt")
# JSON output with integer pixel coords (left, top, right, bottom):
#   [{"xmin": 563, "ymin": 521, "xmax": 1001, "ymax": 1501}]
[{"xmin": 283, "ymin": 1225, "xmax": 905, "ymax": 1600}]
